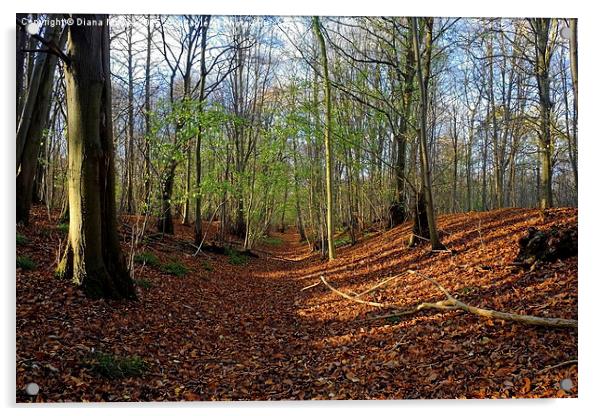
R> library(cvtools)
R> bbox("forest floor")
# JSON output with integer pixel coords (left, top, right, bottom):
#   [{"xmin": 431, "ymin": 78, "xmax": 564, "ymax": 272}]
[{"xmin": 16, "ymin": 207, "xmax": 577, "ymax": 401}]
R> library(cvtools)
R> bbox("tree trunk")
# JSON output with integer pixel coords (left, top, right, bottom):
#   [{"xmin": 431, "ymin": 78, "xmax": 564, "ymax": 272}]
[
  {"xmin": 17, "ymin": 28, "xmax": 49, "ymax": 169},
  {"xmin": 182, "ymin": 146, "xmax": 192, "ymax": 224},
  {"xmin": 291, "ymin": 134, "xmax": 307, "ymax": 241},
  {"xmin": 569, "ymin": 18, "xmax": 578, "ymax": 190},
  {"xmin": 389, "ymin": 132, "xmax": 407, "ymax": 226},
  {"xmin": 569, "ymin": 19, "xmax": 578, "ymax": 114},
  {"xmin": 487, "ymin": 37, "xmax": 504, "ymax": 209},
  {"xmin": 124, "ymin": 19, "xmax": 136, "ymax": 214},
  {"xmin": 411, "ymin": 17, "xmax": 444, "ymax": 251},
  {"xmin": 56, "ymin": 14, "xmax": 136, "ymax": 299},
  {"xmin": 144, "ymin": 15, "xmax": 152, "ymax": 211},
  {"xmin": 16, "ymin": 25, "xmax": 65, "ymax": 225},
  {"xmin": 158, "ymin": 161, "xmax": 176, "ymax": 234},
  {"xmin": 531, "ymin": 18, "xmax": 554, "ymax": 209},
  {"xmin": 194, "ymin": 16, "xmax": 210, "ymax": 245},
  {"xmin": 313, "ymin": 16, "xmax": 336, "ymax": 261},
  {"xmin": 16, "ymin": 14, "xmax": 27, "ymax": 124}
]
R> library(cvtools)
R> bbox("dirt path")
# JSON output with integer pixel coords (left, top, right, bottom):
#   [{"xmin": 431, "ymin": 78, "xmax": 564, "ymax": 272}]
[{"xmin": 192, "ymin": 231, "xmax": 324, "ymax": 400}]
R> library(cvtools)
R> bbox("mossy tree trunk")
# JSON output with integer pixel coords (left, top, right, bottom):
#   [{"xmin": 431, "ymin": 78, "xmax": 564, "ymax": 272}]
[{"xmin": 56, "ymin": 14, "xmax": 136, "ymax": 300}]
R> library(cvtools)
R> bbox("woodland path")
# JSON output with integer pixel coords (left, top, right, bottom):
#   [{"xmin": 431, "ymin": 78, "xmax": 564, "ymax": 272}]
[{"xmin": 193, "ymin": 231, "xmax": 323, "ymax": 400}]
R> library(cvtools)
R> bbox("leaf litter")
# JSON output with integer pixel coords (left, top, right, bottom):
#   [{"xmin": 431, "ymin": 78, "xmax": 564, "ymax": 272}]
[{"xmin": 16, "ymin": 207, "xmax": 577, "ymax": 401}]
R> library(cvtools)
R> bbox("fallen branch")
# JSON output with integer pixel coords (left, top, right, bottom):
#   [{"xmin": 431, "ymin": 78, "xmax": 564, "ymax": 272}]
[
  {"xmin": 320, "ymin": 270, "xmax": 577, "ymax": 329},
  {"xmin": 536, "ymin": 359, "xmax": 578, "ymax": 374},
  {"xmin": 320, "ymin": 276, "xmax": 390, "ymax": 307},
  {"xmin": 301, "ymin": 281, "xmax": 321, "ymax": 292}
]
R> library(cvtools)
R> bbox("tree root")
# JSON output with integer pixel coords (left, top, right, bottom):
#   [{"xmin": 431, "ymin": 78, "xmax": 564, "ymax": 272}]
[{"xmin": 319, "ymin": 270, "xmax": 577, "ymax": 329}]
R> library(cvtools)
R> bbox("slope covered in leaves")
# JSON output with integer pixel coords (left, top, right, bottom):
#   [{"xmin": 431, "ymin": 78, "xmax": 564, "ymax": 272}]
[{"xmin": 16, "ymin": 207, "xmax": 577, "ymax": 401}]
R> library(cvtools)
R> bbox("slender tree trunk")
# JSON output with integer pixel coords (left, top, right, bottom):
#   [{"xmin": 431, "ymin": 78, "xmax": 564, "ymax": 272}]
[
  {"xmin": 56, "ymin": 14, "xmax": 136, "ymax": 299},
  {"xmin": 143, "ymin": 15, "xmax": 152, "ymax": 211},
  {"xmin": 465, "ymin": 115, "xmax": 474, "ymax": 211},
  {"xmin": 16, "ymin": 25, "xmax": 65, "ymax": 225},
  {"xmin": 279, "ymin": 183, "xmax": 288, "ymax": 233},
  {"xmin": 569, "ymin": 18, "xmax": 578, "ymax": 190},
  {"xmin": 125, "ymin": 19, "xmax": 135, "ymax": 214},
  {"xmin": 487, "ymin": 37, "xmax": 503, "ymax": 209},
  {"xmin": 313, "ymin": 16, "xmax": 336, "ymax": 261},
  {"xmin": 182, "ymin": 145, "xmax": 192, "ymax": 224},
  {"xmin": 531, "ymin": 18, "xmax": 554, "ymax": 209},
  {"xmin": 291, "ymin": 134, "xmax": 307, "ymax": 241},
  {"xmin": 16, "ymin": 14, "xmax": 27, "ymax": 125},
  {"xmin": 194, "ymin": 16, "xmax": 210, "ymax": 245},
  {"xmin": 411, "ymin": 17, "xmax": 444, "ymax": 250},
  {"xmin": 158, "ymin": 161, "xmax": 176, "ymax": 234},
  {"xmin": 451, "ymin": 111, "xmax": 459, "ymax": 213},
  {"xmin": 17, "ymin": 31, "xmax": 49, "ymax": 168},
  {"xmin": 569, "ymin": 19, "xmax": 578, "ymax": 115}
]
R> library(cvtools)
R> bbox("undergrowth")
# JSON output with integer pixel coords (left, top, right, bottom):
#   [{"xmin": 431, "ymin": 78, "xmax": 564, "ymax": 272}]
[
  {"xmin": 17, "ymin": 255, "xmax": 36, "ymax": 270},
  {"xmin": 85, "ymin": 352, "xmax": 148, "ymax": 379}
]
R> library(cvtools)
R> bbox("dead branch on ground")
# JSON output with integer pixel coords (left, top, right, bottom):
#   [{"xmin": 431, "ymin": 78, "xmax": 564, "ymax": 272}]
[{"xmin": 320, "ymin": 270, "xmax": 577, "ymax": 329}]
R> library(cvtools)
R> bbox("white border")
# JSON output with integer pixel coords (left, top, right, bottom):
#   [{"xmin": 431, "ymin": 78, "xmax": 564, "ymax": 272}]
[{"xmin": 3, "ymin": 1, "xmax": 600, "ymax": 415}]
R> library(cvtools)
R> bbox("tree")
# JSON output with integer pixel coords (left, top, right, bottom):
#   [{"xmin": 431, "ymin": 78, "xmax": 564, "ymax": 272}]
[
  {"xmin": 155, "ymin": 15, "xmax": 204, "ymax": 233},
  {"xmin": 568, "ymin": 18, "xmax": 578, "ymax": 190},
  {"xmin": 143, "ymin": 14, "xmax": 153, "ymax": 210},
  {"xmin": 313, "ymin": 16, "xmax": 336, "ymax": 261},
  {"xmin": 529, "ymin": 18, "xmax": 555, "ymax": 209},
  {"xmin": 56, "ymin": 15, "xmax": 136, "ymax": 299},
  {"xmin": 16, "ymin": 23, "xmax": 65, "ymax": 225},
  {"xmin": 16, "ymin": 13, "xmax": 27, "ymax": 123},
  {"xmin": 411, "ymin": 17, "xmax": 444, "ymax": 250}
]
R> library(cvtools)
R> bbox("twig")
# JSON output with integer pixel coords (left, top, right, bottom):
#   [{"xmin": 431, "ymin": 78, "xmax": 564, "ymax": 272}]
[
  {"xmin": 301, "ymin": 281, "xmax": 321, "ymax": 291},
  {"xmin": 536, "ymin": 359, "xmax": 578, "ymax": 374},
  {"xmin": 320, "ymin": 276, "xmax": 392, "ymax": 308}
]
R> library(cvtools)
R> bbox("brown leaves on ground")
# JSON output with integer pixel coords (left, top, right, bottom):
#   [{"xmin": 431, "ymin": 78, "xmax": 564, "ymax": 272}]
[{"xmin": 16, "ymin": 207, "xmax": 577, "ymax": 401}]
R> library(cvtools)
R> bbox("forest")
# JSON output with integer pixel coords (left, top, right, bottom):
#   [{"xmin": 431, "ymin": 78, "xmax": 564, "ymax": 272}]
[{"xmin": 16, "ymin": 14, "xmax": 577, "ymax": 401}]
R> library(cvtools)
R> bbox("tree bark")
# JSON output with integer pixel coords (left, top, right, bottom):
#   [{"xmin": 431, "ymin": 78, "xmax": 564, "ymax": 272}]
[
  {"xmin": 194, "ymin": 16, "xmax": 210, "ymax": 245},
  {"xmin": 569, "ymin": 18, "xmax": 578, "ymax": 190},
  {"xmin": 56, "ymin": 14, "xmax": 136, "ymax": 300},
  {"xmin": 143, "ymin": 15, "xmax": 152, "ymax": 211},
  {"xmin": 313, "ymin": 16, "xmax": 336, "ymax": 261},
  {"xmin": 411, "ymin": 17, "xmax": 444, "ymax": 250},
  {"xmin": 16, "ymin": 25, "xmax": 65, "ymax": 225},
  {"xmin": 124, "ymin": 18, "xmax": 136, "ymax": 214},
  {"xmin": 531, "ymin": 18, "xmax": 554, "ymax": 209},
  {"xmin": 16, "ymin": 13, "xmax": 27, "ymax": 125}
]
